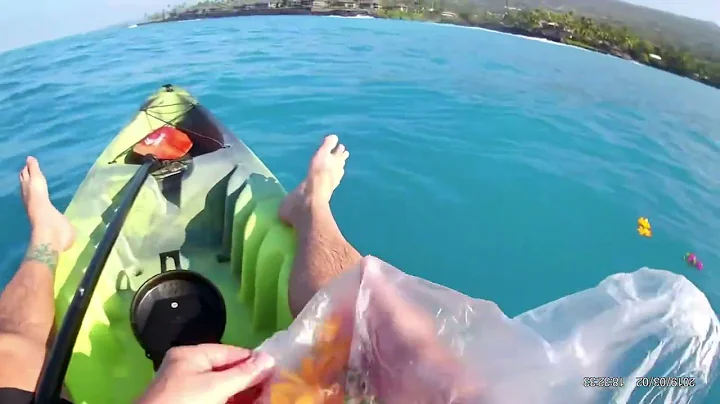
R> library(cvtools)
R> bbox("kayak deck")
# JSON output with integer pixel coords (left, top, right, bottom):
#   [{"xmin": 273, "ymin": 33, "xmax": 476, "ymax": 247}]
[{"xmin": 53, "ymin": 86, "xmax": 296, "ymax": 403}]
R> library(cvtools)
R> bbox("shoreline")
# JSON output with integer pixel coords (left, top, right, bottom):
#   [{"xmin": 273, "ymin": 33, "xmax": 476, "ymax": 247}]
[
  {"xmin": 138, "ymin": 7, "xmax": 372, "ymax": 25},
  {"xmin": 139, "ymin": 10, "xmax": 718, "ymax": 90}
]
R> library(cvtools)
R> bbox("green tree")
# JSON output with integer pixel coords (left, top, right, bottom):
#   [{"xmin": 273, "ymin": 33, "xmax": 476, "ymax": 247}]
[{"xmin": 562, "ymin": 10, "xmax": 574, "ymax": 26}]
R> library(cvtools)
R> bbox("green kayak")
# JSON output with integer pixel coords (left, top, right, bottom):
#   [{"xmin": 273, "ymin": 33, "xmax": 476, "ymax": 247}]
[{"xmin": 52, "ymin": 85, "xmax": 296, "ymax": 403}]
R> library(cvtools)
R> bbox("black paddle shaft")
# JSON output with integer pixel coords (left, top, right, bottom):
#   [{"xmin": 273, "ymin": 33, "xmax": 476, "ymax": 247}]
[{"xmin": 34, "ymin": 156, "xmax": 158, "ymax": 404}]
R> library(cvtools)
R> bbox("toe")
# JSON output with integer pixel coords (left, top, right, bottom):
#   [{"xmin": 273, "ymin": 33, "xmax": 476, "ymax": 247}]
[
  {"xmin": 333, "ymin": 143, "xmax": 346, "ymax": 155},
  {"xmin": 20, "ymin": 165, "xmax": 29, "ymax": 181},
  {"xmin": 318, "ymin": 135, "xmax": 339, "ymax": 154},
  {"xmin": 27, "ymin": 156, "xmax": 41, "ymax": 177},
  {"xmin": 341, "ymin": 150, "xmax": 350, "ymax": 160}
]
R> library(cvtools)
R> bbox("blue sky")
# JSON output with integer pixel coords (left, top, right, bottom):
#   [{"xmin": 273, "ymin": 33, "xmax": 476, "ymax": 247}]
[
  {"xmin": 0, "ymin": 0, "xmax": 718, "ymax": 53},
  {"xmin": 0, "ymin": 0, "xmax": 185, "ymax": 53},
  {"xmin": 628, "ymin": 0, "xmax": 719, "ymax": 23}
]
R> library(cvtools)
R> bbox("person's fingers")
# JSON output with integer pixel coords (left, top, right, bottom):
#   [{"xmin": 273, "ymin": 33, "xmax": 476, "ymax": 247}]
[
  {"xmin": 200, "ymin": 344, "xmax": 254, "ymax": 371},
  {"xmin": 207, "ymin": 351, "xmax": 275, "ymax": 398},
  {"xmin": 165, "ymin": 344, "xmax": 252, "ymax": 372}
]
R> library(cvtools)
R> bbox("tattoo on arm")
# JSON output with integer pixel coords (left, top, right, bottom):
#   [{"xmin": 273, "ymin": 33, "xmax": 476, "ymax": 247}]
[{"xmin": 24, "ymin": 243, "xmax": 59, "ymax": 270}]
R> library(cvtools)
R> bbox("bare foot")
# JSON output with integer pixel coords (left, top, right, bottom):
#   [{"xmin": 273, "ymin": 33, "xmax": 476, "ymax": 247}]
[
  {"xmin": 19, "ymin": 156, "xmax": 75, "ymax": 253},
  {"xmin": 279, "ymin": 135, "xmax": 349, "ymax": 226}
]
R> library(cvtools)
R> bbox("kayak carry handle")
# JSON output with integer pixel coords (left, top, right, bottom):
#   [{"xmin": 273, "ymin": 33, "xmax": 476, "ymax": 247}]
[{"xmin": 34, "ymin": 156, "xmax": 159, "ymax": 404}]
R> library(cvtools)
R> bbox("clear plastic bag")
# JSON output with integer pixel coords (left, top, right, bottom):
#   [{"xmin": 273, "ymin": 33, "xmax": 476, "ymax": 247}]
[{"xmin": 257, "ymin": 256, "xmax": 720, "ymax": 403}]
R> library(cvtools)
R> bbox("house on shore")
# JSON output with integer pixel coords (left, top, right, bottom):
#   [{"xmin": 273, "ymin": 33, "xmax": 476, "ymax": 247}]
[
  {"xmin": 241, "ymin": 1, "xmax": 271, "ymax": 9},
  {"xmin": 332, "ymin": 0, "xmax": 358, "ymax": 8},
  {"xmin": 288, "ymin": 0, "xmax": 313, "ymax": 5},
  {"xmin": 357, "ymin": 0, "xmax": 379, "ymax": 9},
  {"xmin": 312, "ymin": 0, "xmax": 379, "ymax": 9},
  {"xmin": 539, "ymin": 20, "xmax": 572, "ymax": 42}
]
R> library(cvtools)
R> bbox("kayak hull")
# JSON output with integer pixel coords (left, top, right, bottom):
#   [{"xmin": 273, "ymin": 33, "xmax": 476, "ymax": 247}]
[{"xmin": 53, "ymin": 86, "xmax": 296, "ymax": 403}]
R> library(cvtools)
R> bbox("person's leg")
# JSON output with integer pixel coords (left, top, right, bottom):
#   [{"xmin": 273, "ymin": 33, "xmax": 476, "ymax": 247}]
[
  {"xmin": 278, "ymin": 138, "xmax": 479, "ymax": 402},
  {"xmin": 0, "ymin": 157, "xmax": 75, "ymax": 391},
  {"xmin": 279, "ymin": 134, "xmax": 361, "ymax": 316}
]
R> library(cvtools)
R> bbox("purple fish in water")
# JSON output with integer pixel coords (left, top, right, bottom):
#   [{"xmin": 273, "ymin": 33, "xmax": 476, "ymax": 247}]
[{"xmin": 684, "ymin": 253, "xmax": 703, "ymax": 270}]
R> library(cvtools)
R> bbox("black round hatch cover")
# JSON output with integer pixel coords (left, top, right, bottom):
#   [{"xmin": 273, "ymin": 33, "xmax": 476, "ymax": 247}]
[{"xmin": 130, "ymin": 270, "xmax": 226, "ymax": 370}]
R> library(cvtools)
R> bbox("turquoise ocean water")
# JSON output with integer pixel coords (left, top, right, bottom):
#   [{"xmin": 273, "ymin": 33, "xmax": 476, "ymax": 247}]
[{"xmin": 1, "ymin": 15, "xmax": 720, "ymax": 398}]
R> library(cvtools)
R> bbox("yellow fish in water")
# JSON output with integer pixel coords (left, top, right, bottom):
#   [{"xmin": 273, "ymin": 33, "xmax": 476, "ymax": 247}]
[
  {"xmin": 637, "ymin": 217, "xmax": 652, "ymax": 237},
  {"xmin": 637, "ymin": 227, "xmax": 652, "ymax": 237}
]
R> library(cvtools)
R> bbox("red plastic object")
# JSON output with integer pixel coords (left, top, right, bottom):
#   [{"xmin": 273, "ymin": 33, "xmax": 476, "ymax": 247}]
[
  {"xmin": 132, "ymin": 126, "xmax": 193, "ymax": 161},
  {"xmin": 214, "ymin": 355, "xmax": 269, "ymax": 404},
  {"xmin": 226, "ymin": 382, "xmax": 265, "ymax": 404}
]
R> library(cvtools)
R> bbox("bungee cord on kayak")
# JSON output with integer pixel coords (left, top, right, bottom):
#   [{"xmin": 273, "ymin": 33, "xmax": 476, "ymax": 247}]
[
  {"xmin": 109, "ymin": 90, "xmax": 224, "ymax": 164},
  {"xmin": 143, "ymin": 106, "xmax": 227, "ymax": 149}
]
